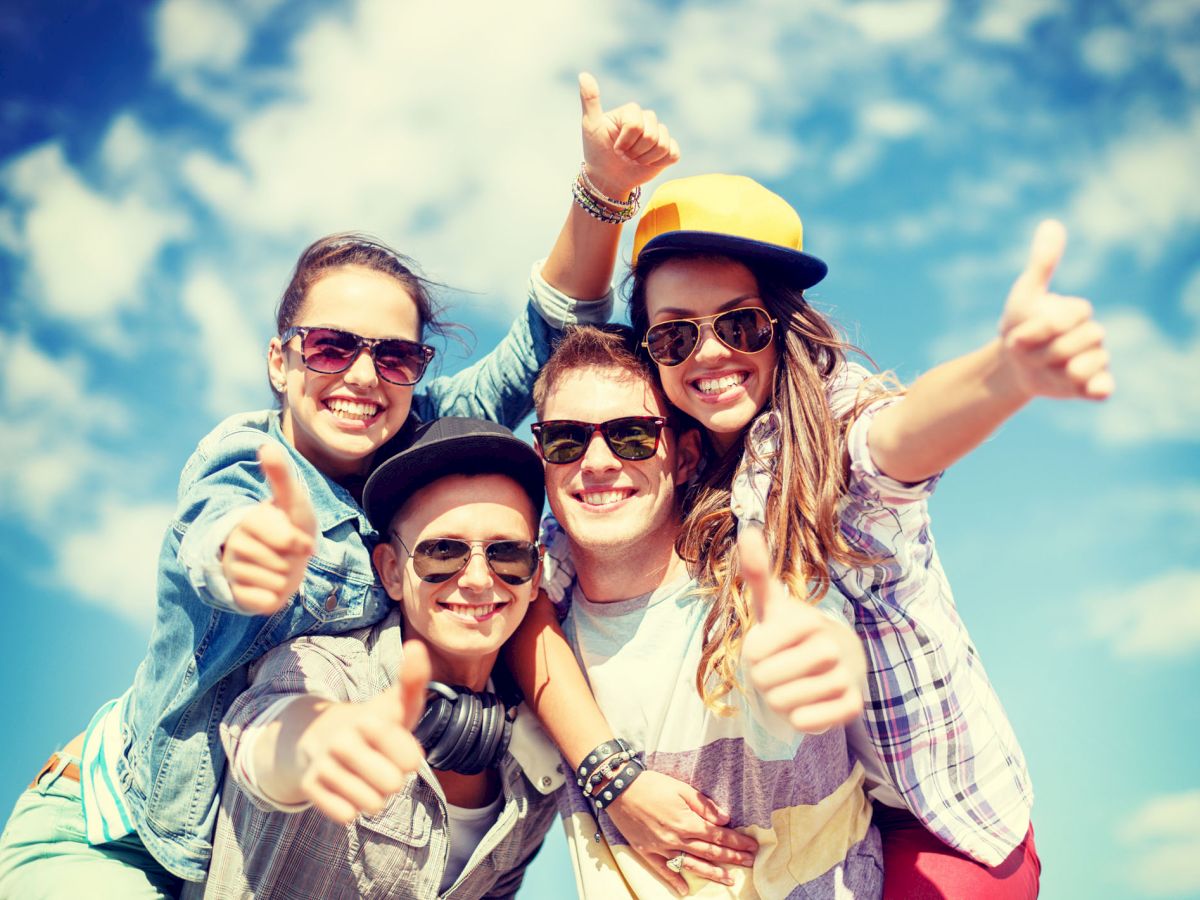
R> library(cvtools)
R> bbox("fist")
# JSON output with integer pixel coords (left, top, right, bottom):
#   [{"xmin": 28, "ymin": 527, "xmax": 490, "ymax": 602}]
[
  {"xmin": 221, "ymin": 442, "xmax": 318, "ymax": 615},
  {"xmin": 739, "ymin": 528, "xmax": 865, "ymax": 734},
  {"xmin": 999, "ymin": 219, "xmax": 1115, "ymax": 401}
]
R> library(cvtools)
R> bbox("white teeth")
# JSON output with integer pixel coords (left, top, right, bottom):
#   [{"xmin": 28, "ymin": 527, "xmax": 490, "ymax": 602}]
[
  {"xmin": 442, "ymin": 603, "xmax": 504, "ymax": 617},
  {"xmin": 326, "ymin": 398, "xmax": 379, "ymax": 420},
  {"xmin": 695, "ymin": 373, "xmax": 747, "ymax": 394},
  {"xmin": 580, "ymin": 490, "xmax": 630, "ymax": 506}
]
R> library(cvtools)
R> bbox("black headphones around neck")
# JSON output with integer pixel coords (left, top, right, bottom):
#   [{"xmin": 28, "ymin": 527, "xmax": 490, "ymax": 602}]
[{"xmin": 413, "ymin": 681, "xmax": 519, "ymax": 775}]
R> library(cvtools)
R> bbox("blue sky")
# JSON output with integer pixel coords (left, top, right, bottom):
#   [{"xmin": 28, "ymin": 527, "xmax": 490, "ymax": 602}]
[{"xmin": 1, "ymin": 0, "xmax": 1198, "ymax": 896}]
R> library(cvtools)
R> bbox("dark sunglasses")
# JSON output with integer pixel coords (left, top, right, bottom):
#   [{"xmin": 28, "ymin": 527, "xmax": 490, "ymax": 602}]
[
  {"xmin": 641, "ymin": 307, "xmax": 777, "ymax": 367},
  {"xmin": 281, "ymin": 326, "xmax": 435, "ymax": 387},
  {"xmin": 393, "ymin": 534, "xmax": 542, "ymax": 585},
  {"xmin": 530, "ymin": 416, "xmax": 666, "ymax": 465}
]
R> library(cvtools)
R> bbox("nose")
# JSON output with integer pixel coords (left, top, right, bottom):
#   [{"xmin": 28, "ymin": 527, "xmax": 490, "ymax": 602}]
[
  {"xmin": 342, "ymin": 347, "xmax": 379, "ymax": 387},
  {"xmin": 579, "ymin": 431, "xmax": 621, "ymax": 475},
  {"xmin": 690, "ymin": 322, "xmax": 731, "ymax": 364},
  {"xmin": 456, "ymin": 546, "xmax": 493, "ymax": 592}
]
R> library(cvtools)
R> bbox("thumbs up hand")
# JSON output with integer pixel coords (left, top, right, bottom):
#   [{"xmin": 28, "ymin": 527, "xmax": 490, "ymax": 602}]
[
  {"xmin": 739, "ymin": 528, "xmax": 866, "ymax": 735},
  {"xmin": 578, "ymin": 71, "xmax": 680, "ymax": 201},
  {"xmin": 293, "ymin": 640, "xmax": 431, "ymax": 824},
  {"xmin": 998, "ymin": 219, "xmax": 1115, "ymax": 401},
  {"xmin": 221, "ymin": 442, "xmax": 319, "ymax": 615}
]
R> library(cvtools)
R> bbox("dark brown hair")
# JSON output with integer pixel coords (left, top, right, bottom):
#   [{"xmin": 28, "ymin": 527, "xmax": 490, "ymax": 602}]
[{"xmin": 271, "ymin": 232, "xmax": 453, "ymax": 401}]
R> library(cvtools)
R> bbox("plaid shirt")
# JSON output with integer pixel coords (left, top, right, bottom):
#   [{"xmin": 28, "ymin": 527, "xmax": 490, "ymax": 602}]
[
  {"xmin": 731, "ymin": 363, "xmax": 1034, "ymax": 866},
  {"xmin": 184, "ymin": 610, "xmax": 558, "ymax": 900}
]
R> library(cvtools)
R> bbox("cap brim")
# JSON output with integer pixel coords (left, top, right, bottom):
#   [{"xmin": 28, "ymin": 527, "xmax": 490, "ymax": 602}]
[
  {"xmin": 638, "ymin": 231, "xmax": 827, "ymax": 290},
  {"xmin": 363, "ymin": 433, "xmax": 545, "ymax": 532}
]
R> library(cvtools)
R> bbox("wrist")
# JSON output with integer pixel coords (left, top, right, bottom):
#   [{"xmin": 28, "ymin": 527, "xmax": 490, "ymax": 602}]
[{"xmin": 580, "ymin": 162, "xmax": 637, "ymax": 202}]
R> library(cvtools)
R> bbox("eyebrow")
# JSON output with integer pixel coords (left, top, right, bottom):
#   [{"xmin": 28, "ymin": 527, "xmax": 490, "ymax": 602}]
[{"xmin": 653, "ymin": 293, "xmax": 763, "ymax": 319}]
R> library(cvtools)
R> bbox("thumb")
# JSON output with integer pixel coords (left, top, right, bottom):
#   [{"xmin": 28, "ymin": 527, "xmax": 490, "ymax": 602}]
[
  {"xmin": 398, "ymin": 640, "xmax": 431, "ymax": 732},
  {"xmin": 738, "ymin": 526, "xmax": 774, "ymax": 624},
  {"xmin": 258, "ymin": 442, "xmax": 315, "ymax": 535},
  {"xmin": 578, "ymin": 71, "xmax": 603, "ymax": 124},
  {"xmin": 1016, "ymin": 219, "xmax": 1067, "ymax": 299}
]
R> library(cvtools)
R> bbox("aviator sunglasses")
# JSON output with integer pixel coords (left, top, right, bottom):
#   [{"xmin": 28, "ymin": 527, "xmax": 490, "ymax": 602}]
[
  {"xmin": 530, "ymin": 416, "xmax": 666, "ymax": 465},
  {"xmin": 392, "ymin": 534, "xmax": 542, "ymax": 585},
  {"xmin": 641, "ymin": 307, "xmax": 777, "ymax": 367},
  {"xmin": 280, "ymin": 326, "xmax": 436, "ymax": 387}
]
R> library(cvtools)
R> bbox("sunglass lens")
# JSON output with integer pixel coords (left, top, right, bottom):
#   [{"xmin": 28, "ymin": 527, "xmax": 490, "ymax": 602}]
[
  {"xmin": 374, "ymin": 339, "xmax": 430, "ymax": 386},
  {"xmin": 645, "ymin": 321, "xmax": 698, "ymax": 366},
  {"xmin": 606, "ymin": 418, "xmax": 659, "ymax": 460},
  {"xmin": 539, "ymin": 423, "xmax": 590, "ymax": 464},
  {"xmin": 715, "ymin": 308, "xmax": 773, "ymax": 352},
  {"xmin": 302, "ymin": 328, "xmax": 360, "ymax": 372},
  {"xmin": 412, "ymin": 538, "xmax": 470, "ymax": 582},
  {"xmin": 485, "ymin": 541, "xmax": 539, "ymax": 585}
]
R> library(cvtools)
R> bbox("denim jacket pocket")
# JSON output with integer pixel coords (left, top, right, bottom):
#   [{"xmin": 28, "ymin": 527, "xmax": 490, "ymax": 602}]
[{"xmin": 297, "ymin": 556, "xmax": 386, "ymax": 630}]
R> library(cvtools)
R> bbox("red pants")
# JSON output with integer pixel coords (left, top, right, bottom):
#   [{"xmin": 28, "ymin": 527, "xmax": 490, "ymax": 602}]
[{"xmin": 876, "ymin": 805, "xmax": 1041, "ymax": 899}]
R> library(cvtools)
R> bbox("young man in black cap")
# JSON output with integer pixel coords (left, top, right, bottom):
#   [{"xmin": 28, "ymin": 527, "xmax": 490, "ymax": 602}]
[{"xmin": 186, "ymin": 417, "xmax": 562, "ymax": 900}]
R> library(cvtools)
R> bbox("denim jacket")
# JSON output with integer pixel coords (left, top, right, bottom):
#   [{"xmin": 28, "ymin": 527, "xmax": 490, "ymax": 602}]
[{"xmin": 109, "ymin": 264, "xmax": 610, "ymax": 881}]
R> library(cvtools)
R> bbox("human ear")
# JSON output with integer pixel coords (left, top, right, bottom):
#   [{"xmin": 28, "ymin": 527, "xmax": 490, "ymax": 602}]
[
  {"xmin": 267, "ymin": 337, "xmax": 287, "ymax": 395},
  {"xmin": 673, "ymin": 427, "xmax": 704, "ymax": 484},
  {"xmin": 373, "ymin": 541, "xmax": 405, "ymax": 601}
]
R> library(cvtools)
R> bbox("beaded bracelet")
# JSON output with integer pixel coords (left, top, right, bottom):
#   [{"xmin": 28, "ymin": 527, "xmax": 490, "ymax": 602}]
[
  {"xmin": 571, "ymin": 164, "xmax": 641, "ymax": 224},
  {"xmin": 571, "ymin": 179, "xmax": 636, "ymax": 224},
  {"xmin": 576, "ymin": 738, "xmax": 634, "ymax": 788},
  {"xmin": 592, "ymin": 758, "xmax": 646, "ymax": 811},
  {"xmin": 578, "ymin": 163, "xmax": 641, "ymax": 211}
]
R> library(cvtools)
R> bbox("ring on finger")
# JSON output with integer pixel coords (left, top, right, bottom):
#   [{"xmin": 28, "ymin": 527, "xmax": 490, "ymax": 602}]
[{"xmin": 666, "ymin": 852, "xmax": 687, "ymax": 873}]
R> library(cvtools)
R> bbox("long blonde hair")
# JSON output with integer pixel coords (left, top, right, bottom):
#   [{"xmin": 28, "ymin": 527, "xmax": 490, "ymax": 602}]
[{"xmin": 629, "ymin": 254, "xmax": 897, "ymax": 712}]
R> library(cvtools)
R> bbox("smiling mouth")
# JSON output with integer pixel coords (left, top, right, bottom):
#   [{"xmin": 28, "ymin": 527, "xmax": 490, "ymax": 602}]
[
  {"xmin": 693, "ymin": 372, "xmax": 747, "ymax": 395},
  {"xmin": 575, "ymin": 488, "xmax": 635, "ymax": 507},
  {"xmin": 438, "ymin": 601, "xmax": 508, "ymax": 619},
  {"xmin": 325, "ymin": 398, "xmax": 382, "ymax": 421}
]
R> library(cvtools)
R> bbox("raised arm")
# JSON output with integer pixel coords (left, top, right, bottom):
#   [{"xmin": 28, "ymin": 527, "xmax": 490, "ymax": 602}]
[
  {"xmin": 541, "ymin": 72, "xmax": 680, "ymax": 300},
  {"xmin": 866, "ymin": 219, "xmax": 1115, "ymax": 483}
]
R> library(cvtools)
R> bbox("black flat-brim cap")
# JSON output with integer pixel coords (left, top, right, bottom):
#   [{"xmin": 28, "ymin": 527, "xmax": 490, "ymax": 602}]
[{"xmin": 363, "ymin": 417, "xmax": 545, "ymax": 533}]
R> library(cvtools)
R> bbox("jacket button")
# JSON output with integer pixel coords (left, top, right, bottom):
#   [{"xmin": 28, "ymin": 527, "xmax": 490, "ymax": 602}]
[{"xmin": 324, "ymin": 589, "xmax": 338, "ymax": 612}]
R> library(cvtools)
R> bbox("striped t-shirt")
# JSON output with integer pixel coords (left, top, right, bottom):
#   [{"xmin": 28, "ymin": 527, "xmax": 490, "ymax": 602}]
[
  {"xmin": 80, "ymin": 692, "xmax": 137, "ymax": 846},
  {"xmin": 560, "ymin": 575, "xmax": 882, "ymax": 899}
]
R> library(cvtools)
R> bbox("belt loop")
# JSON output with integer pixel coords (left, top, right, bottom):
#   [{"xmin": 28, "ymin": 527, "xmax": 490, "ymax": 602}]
[{"xmin": 30, "ymin": 753, "xmax": 77, "ymax": 792}]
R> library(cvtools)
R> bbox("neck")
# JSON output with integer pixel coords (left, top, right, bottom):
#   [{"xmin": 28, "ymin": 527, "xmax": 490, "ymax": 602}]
[
  {"xmin": 571, "ymin": 535, "xmax": 687, "ymax": 602},
  {"xmin": 429, "ymin": 652, "xmax": 496, "ymax": 692}
]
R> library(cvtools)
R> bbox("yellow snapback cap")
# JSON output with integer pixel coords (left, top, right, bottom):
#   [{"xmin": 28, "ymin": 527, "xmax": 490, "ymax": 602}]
[{"xmin": 632, "ymin": 174, "xmax": 826, "ymax": 289}]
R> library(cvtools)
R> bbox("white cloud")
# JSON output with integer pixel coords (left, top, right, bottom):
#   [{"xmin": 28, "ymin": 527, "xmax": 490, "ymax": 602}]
[
  {"xmin": 860, "ymin": 101, "xmax": 931, "ymax": 139},
  {"xmin": 2, "ymin": 143, "xmax": 188, "ymax": 322},
  {"xmin": 0, "ymin": 333, "xmax": 131, "ymax": 523},
  {"xmin": 1068, "ymin": 111, "xmax": 1200, "ymax": 267},
  {"xmin": 840, "ymin": 0, "xmax": 948, "ymax": 44},
  {"xmin": 153, "ymin": 0, "xmax": 250, "ymax": 76},
  {"xmin": 56, "ymin": 499, "xmax": 175, "ymax": 629},
  {"xmin": 1085, "ymin": 306, "xmax": 1200, "ymax": 445},
  {"xmin": 973, "ymin": 0, "xmax": 1063, "ymax": 45},
  {"xmin": 100, "ymin": 113, "xmax": 155, "ymax": 177},
  {"xmin": 180, "ymin": 267, "xmax": 270, "ymax": 416},
  {"xmin": 1086, "ymin": 569, "xmax": 1200, "ymax": 659},
  {"xmin": 1080, "ymin": 27, "xmax": 1137, "ymax": 78},
  {"xmin": 1119, "ymin": 790, "xmax": 1200, "ymax": 896}
]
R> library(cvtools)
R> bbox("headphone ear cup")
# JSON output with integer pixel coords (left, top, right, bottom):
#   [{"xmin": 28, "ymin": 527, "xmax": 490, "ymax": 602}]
[
  {"xmin": 414, "ymin": 685, "xmax": 453, "ymax": 750},
  {"xmin": 421, "ymin": 683, "xmax": 464, "ymax": 770},
  {"xmin": 469, "ymin": 692, "xmax": 500, "ymax": 776},
  {"xmin": 440, "ymin": 690, "xmax": 478, "ymax": 773}
]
